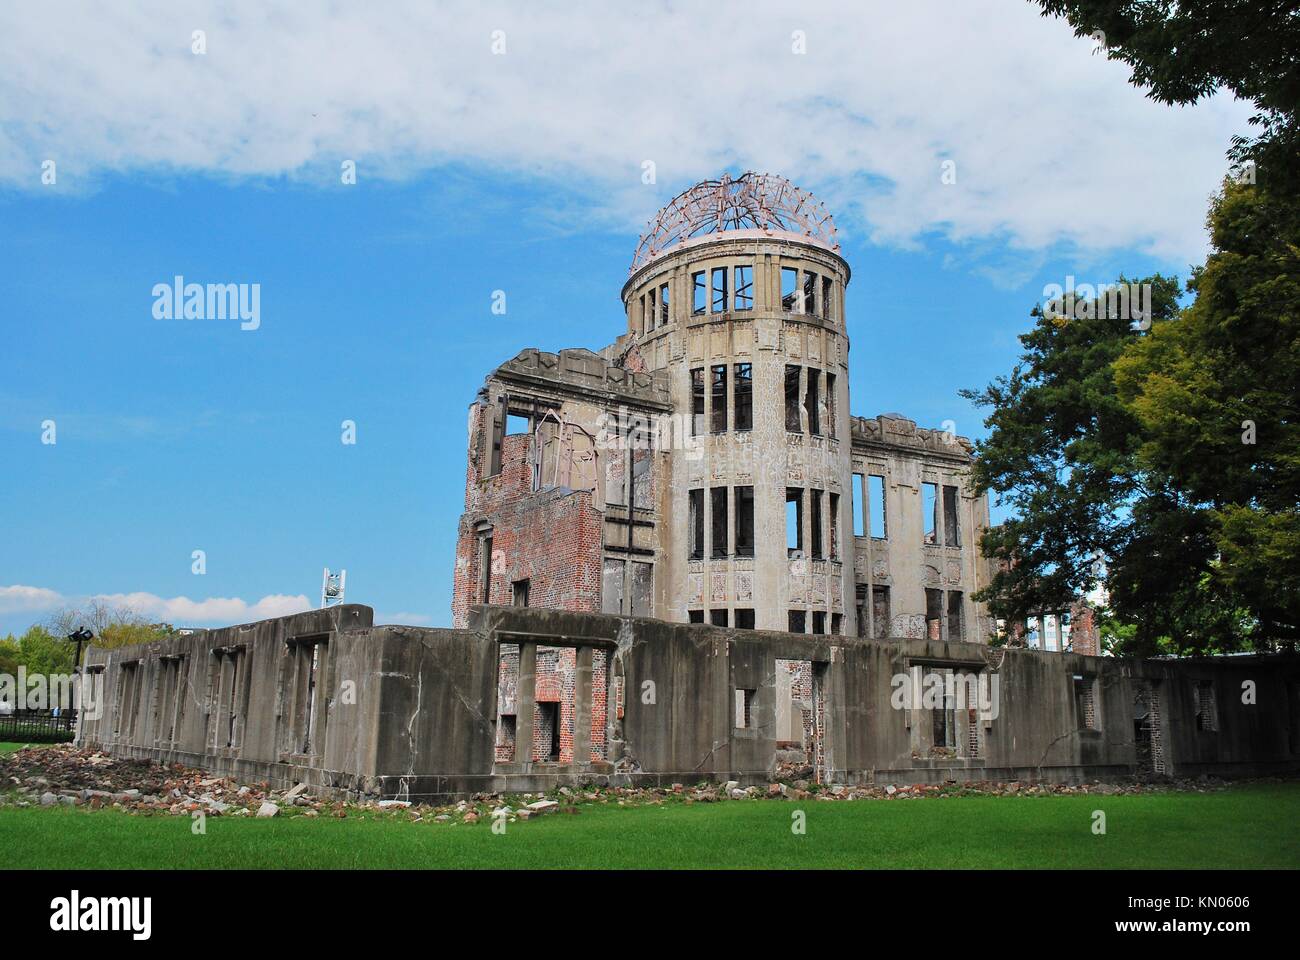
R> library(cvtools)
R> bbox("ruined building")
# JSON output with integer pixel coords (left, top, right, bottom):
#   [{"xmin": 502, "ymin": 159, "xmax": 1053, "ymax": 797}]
[
  {"xmin": 75, "ymin": 175, "xmax": 1298, "ymax": 799},
  {"xmin": 454, "ymin": 173, "xmax": 997, "ymax": 643}
]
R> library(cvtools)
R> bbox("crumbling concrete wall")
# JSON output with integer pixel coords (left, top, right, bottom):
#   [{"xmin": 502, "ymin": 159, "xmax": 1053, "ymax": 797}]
[{"xmin": 81, "ymin": 604, "xmax": 1300, "ymax": 801}]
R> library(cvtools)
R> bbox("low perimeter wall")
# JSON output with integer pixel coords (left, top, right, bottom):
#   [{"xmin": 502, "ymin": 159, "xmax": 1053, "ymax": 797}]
[{"xmin": 77, "ymin": 604, "xmax": 1300, "ymax": 801}]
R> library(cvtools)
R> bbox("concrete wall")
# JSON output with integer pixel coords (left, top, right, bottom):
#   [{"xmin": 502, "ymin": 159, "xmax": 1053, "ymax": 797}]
[{"xmin": 80, "ymin": 605, "xmax": 1300, "ymax": 801}]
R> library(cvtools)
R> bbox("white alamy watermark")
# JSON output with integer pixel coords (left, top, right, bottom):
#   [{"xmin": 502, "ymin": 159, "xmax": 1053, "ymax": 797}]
[
  {"xmin": 50, "ymin": 891, "xmax": 151, "ymax": 941},
  {"xmin": 890, "ymin": 669, "xmax": 1000, "ymax": 720},
  {"xmin": 594, "ymin": 405, "xmax": 703, "ymax": 461},
  {"xmin": 152, "ymin": 276, "xmax": 260, "ymax": 330},
  {"xmin": 0, "ymin": 668, "xmax": 104, "ymax": 720},
  {"xmin": 1043, "ymin": 277, "xmax": 1152, "ymax": 330}
]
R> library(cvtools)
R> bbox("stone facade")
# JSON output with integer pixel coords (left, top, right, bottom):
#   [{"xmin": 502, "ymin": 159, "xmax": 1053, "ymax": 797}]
[{"xmin": 454, "ymin": 176, "xmax": 998, "ymax": 641}]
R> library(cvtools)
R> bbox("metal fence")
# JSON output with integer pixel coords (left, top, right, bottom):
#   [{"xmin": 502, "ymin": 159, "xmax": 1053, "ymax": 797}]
[{"xmin": 0, "ymin": 709, "xmax": 77, "ymax": 743}]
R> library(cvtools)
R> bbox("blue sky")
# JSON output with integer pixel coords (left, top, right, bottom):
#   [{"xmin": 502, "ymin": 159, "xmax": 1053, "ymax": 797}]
[{"xmin": 0, "ymin": 1, "xmax": 1248, "ymax": 635}]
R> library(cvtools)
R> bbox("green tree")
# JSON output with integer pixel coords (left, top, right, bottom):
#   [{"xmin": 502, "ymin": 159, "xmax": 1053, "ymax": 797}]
[
  {"xmin": 1114, "ymin": 178, "xmax": 1300, "ymax": 644},
  {"xmin": 959, "ymin": 276, "xmax": 1183, "ymax": 638}
]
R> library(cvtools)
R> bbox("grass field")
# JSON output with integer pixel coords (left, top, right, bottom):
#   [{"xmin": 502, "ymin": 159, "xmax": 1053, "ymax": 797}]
[{"xmin": 2, "ymin": 775, "xmax": 1296, "ymax": 870}]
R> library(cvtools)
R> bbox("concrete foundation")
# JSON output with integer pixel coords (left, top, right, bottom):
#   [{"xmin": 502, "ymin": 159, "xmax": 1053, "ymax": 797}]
[{"xmin": 78, "ymin": 604, "xmax": 1300, "ymax": 801}]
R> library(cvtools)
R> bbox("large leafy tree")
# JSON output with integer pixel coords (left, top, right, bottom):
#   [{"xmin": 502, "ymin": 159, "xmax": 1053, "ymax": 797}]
[
  {"xmin": 1114, "ymin": 179, "xmax": 1300, "ymax": 645},
  {"xmin": 959, "ymin": 277, "xmax": 1183, "ymax": 644},
  {"xmin": 966, "ymin": 2, "xmax": 1300, "ymax": 653}
]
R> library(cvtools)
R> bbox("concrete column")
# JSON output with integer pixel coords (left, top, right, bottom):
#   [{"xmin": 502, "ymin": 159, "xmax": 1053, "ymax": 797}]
[
  {"xmin": 516, "ymin": 642, "xmax": 537, "ymax": 766},
  {"xmin": 573, "ymin": 646, "xmax": 593, "ymax": 765}
]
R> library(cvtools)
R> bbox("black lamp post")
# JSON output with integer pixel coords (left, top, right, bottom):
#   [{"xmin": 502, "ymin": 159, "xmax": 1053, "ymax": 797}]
[{"xmin": 66, "ymin": 627, "xmax": 93, "ymax": 671}]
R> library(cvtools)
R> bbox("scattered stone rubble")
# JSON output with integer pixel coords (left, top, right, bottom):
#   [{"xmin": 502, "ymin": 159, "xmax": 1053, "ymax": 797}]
[{"xmin": 0, "ymin": 744, "xmax": 1277, "ymax": 828}]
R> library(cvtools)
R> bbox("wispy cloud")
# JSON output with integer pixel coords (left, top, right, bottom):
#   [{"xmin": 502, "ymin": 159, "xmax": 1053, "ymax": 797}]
[
  {"xmin": 0, "ymin": 585, "xmax": 64, "ymax": 614},
  {"xmin": 0, "ymin": 1, "xmax": 1250, "ymax": 264},
  {"xmin": 0, "ymin": 583, "xmax": 311, "ymax": 625}
]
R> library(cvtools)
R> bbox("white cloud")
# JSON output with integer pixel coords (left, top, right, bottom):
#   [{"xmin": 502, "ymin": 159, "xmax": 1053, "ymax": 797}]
[
  {"xmin": 0, "ymin": 584, "xmax": 311, "ymax": 625},
  {"xmin": 93, "ymin": 592, "xmax": 312, "ymax": 624},
  {"xmin": 0, "ymin": 585, "xmax": 65, "ymax": 614},
  {"xmin": 0, "ymin": 1, "xmax": 1250, "ymax": 265}
]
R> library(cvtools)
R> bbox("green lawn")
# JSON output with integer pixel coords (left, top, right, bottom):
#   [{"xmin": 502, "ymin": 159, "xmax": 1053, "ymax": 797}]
[
  {"xmin": 0, "ymin": 741, "xmax": 34, "ymax": 755},
  {"xmin": 2, "ymin": 781, "xmax": 1297, "ymax": 869}
]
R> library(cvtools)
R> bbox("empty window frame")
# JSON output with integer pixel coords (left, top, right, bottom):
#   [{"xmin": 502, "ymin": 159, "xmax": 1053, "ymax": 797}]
[
  {"xmin": 922, "ymin": 482, "xmax": 939, "ymax": 545},
  {"xmin": 802, "ymin": 271, "xmax": 817, "ymax": 316},
  {"xmin": 786, "ymin": 488, "xmax": 804, "ymax": 557},
  {"xmin": 165, "ymin": 656, "xmax": 187, "ymax": 744},
  {"xmin": 216, "ymin": 647, "xmax": 250, "ymax": 750},
  {"xmin": 659, "ymin": 282, "xmax": 670, "ymax": 325},
  {"xmin": 810, "ymin": 488, "xmax": 824, "ymax": 559},
  {"xmin": 484, "ymin": 398, "xmax": 504, "ymax": 477},
  {"xmin": 691, "ymin": 367, "xmax": 705, "ymax": 436},
  {"xmin": 631, "ymin": 561, "xmax": 653, "ymax": 618},
  {"xmin": 829, "ymin": 492, "xmax": 840, "ymax": 560},
  {"xmin": 812, "ymin": 611, "xmax": 827, "ymax": 635},
  {"xmin": 689, "ymin": 609, "xmax": 705, "ymax": 624},
  {"xmin": 478, "ymin": 528, "xmax": 494, "ymax": 603},
  {"xmin": 868, "ymin": 474, "xmax": 887, "ymax": 538},
  {"xmin": 735, "ymin": 688, "xmax": 756, "ymax": 728},
  {"xmin": 692, "ymin": 271, "xmax": 706, "ymax": 315},
  {"xmin": 512, "ymin": 578, "xmax": 530, "ymax": 607},
  {"xmin": 781, "ymin": 267, "xmax": 799, "ymax": 312},
  {"xmin": 505, "ymin": 412, "xmax": 531, "ymax": 436},
  {"xmin": 734, "ymin": 485, "xmax": 755, "ymax": 557},
  {"xmin": 804, "ymin": 369, "xmax": 820, "ymax": 436},
  {"xmin": 601, "ymin": 557, "xmax": 625, "ymax": 614},
  {"xmin": 645, "ymin": 287, "xmax": 657, "ymax": 331},
  {"xmin": 116, "ymin": 661, "xmax": 141, "ymax": 742},
  {"xmin": 943, "ymin": 485, "xmax": 960, "ymax": 547},
  {"xmin": 688, "ymin": 489, "xmax": 704, "ymax": 561},
  {"xmin": 710, "ymin": 609, "xmax": 729, "ymax": 627},
  {"xmin": 852, "ymin": 473, "xmax": 866, "ymax": 536},
  {"xmin": 925, "ymin": 588, "xmax": 944, "ymax": 640},
  {"xmin": 710, "ymin": 487, "xmax": 729, "ymax": 558},
  {"xmin": 733, "ymin": 264, "xmax": 754, "ymax": 310},
  {"xmin": 711, "ymin": 266, "xmax": 728, "ymax": 313},
  {"xmin": 734, "ymin": 608, "xmax": 755, "ymax": 629},
  {"xmin": 947, "ymin": 590, "xmax": 963, "ymax": 641},
  {"xmin": 711, "ymin": 364, "xmax": 727, "ymax": 434},
  {"xmin": 821, "ymin": 275, "xmax": 833, "ymax": 320},
  {"xmin": 872, "ymin": 585, "xmax": 891, "ymax": 639},
  {"xmin": 785, "ymin": 365, "xmax": 802, "ymax": 432},
  {"xmin": 831, "ymin": 613, "xmax": 842, "ymax": 635},
  {"xmin": 733, "ymin": 363, "xmax": 753, "ymax": 431},
  {"xmin": 825, "ymin": 372, "xmax": 836, "ymax": 439},
  {"xmin": 788, "ymin": 610, "xmax": 807, "ymax": 633},
  {"xmin": 289, "ymin": 637, "xmax": 328, "ymax": 756}
]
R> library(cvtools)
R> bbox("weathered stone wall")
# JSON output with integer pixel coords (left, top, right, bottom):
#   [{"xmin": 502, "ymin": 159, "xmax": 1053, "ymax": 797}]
[{"xmin": 80, "ymin": 604, "xmax": 1300, "ymax": 802}]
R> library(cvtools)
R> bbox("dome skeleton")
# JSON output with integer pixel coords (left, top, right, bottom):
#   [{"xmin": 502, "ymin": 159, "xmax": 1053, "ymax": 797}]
[{"xmin": 631, "ymin": 172, "xmax": 839, "ymax": 273}]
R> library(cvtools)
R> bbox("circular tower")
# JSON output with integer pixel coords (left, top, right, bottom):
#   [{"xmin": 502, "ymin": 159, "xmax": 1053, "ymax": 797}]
[{"xmin": 621, "ymin": 173, "xmax": 855, "ymax": 634}]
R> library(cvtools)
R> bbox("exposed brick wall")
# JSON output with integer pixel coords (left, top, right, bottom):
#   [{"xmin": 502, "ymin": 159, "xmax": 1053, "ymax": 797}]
[
  {"xmin": 453, "ymin": 406, "xmax": 604, "ymax": 629},
  {"xmin": 1068, "ymin": 600, "xmax": 1100, "ymax": 656},
  {"xmin": 492, "ymin": 643, "xmax": 608, "ymax": 764}
]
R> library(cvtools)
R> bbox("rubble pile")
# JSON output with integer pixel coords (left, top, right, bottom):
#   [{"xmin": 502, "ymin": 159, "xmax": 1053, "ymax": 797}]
[{"xmin": 0, "ymin": 744, "xmax": 1265, "ymax": 827}]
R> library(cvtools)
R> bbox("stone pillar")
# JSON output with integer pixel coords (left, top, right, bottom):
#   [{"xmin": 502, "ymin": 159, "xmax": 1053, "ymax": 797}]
[
  {"xmin": 516, "ymin": 642, "xmax": 537, "ymax": 766},
  {"xmin": 573, "ymin": 646, "xmax": 593, "ymax": 765}
]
